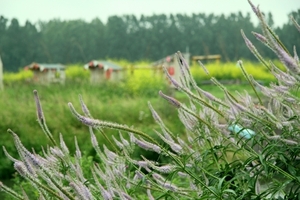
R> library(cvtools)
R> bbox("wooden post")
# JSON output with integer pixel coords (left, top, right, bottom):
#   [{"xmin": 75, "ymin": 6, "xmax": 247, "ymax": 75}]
[{"xmin": 0, "ymin": 54, "xmax": 3, "ymax": 90}]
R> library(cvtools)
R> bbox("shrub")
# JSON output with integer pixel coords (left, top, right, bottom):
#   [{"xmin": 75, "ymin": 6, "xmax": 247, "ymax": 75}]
[
  {"xmin": 1, "ymin": 1, "xmax": 300, "ymax": 199},
  {"xmin": 65, "ymin": 64, "xmax": 90, "ymax": 82},
  {"xmin": 3, "ymin": 70, "xmax": 33, "ymax": 86},
  {"xmin": 111, "ymin": 59, "xmax": 168, "ymax": 97},
  {"xmin": 124, "ymin": 69, "xmax": 168, "ymax": 97},
  {"xmin": 190, "ymin": 61, "xmax": 276, "ymax": 85}
]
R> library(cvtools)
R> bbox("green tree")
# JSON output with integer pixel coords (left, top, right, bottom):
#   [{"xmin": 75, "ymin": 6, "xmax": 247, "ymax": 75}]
[
  {"xmin": 20, "ymin": 21, "xmax": 41, "ymax": 66},
  {"xmin": 0, "ymin": 9, "xmax": 299, "ymax": 71},
  {"xmin": 4, "ymin": 19, "xmax": 24, "ymax": 71},
  {"xmin": 104, "ymin": 16, "xmax": 129, "ymax": 59},
  {"xmin": 0, "ymin": 16, "xmax": 9, "ymax": 71}
]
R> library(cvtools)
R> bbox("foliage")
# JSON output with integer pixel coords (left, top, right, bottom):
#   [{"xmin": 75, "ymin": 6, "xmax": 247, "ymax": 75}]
[
  {"xmin": 124, "ymin": 68, "xmax": 168, "ymax": 96},
  {"xmin": 3, "ymin": 70, "xmax": 33, "ymax": 86},
  {"xmin": 65, "ymin": 64, "xmax": 90, "ymax": 82},
  {"xmin": 1, "ymin": 1, "xmax": 300, "ymax": 199},
  {"xmin": 107, "ymin": 59, "xmax": 169, "ymax": 96},
  {"xmin": 190, "ymin": 60, "xmax": 276, "ymax": 84}
]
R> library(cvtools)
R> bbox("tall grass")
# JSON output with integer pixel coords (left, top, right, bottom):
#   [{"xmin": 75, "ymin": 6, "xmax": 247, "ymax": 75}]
[{"xmin": 0, "ymin": 72, "xmax": 171, "ymax": 181}]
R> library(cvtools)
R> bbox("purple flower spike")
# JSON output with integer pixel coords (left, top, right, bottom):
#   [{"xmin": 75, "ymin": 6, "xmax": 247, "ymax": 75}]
[
  {"xmin": 68, "ymin": 102, "xmax": 99, "ymax": 127},
  {"xmin": 79, "ymin": 95, "xmax": 92, "ymax": 117},
  {"xmin": 14, "ymin": 161, "xmax": 28, "ymax": 177},
  {"xmin": 247, "ymin": 0, "xmax": 259, "ymax": 16},
  {"xmin": 33, "ymin": 90, "xmax": 45, "ymax": 123},
  {"xmin": 252, "ymin": 32, "xmax": 268, "ymax": 44},
  {"xmin": 148, "ymin": 102, "xmax": 162, "ymax": 123},
  {"xmin": 241, "ymin": 30, "xmax": 256, "ymax": 53},
  {"xmin": 274, "ymin": 43, "xmax": 300, "ymax": 74},
  {"xmin": 134, "ymin": 137, "xmax": 161, "ymax": 153},
  {"xmin": 159, "ymin": 91, "xmax": 181, "ymax": 108}
]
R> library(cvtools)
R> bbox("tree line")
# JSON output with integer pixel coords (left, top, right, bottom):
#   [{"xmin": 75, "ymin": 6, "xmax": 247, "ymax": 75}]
[{"xmin": 0, "ymin": 10, "xmax": 299, "ymax": 72}]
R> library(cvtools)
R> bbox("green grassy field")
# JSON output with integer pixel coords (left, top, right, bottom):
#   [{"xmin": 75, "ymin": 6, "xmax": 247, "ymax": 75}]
[
  {"xmin": 0, "ymin": 81, "xmax": 264, "ymax": 200},
  {"xmin": 0, "ymin": 80, "xmax": 258, "ymax": 177},
  {"xmin": 0, "ymin": 60, "xmax": 272, "ymax": 197},
  {"xmin": 0, "ymin": 83, "xmax": 170, "ymax": 172}
]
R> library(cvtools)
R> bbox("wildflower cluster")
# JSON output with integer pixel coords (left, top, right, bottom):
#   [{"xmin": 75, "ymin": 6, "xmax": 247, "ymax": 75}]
[{"xmin": 1, "ymin": 0, "xmax": 300, "ymax": 199}]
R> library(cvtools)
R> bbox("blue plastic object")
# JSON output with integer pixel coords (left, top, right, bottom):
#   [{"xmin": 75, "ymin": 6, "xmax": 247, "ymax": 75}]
[{"xmin": 228, "ymin": 124, "xmax": 255, "ymax": 139}]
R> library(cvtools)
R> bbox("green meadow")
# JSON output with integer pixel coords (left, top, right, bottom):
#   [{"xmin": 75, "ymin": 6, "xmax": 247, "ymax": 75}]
[
  {"xmin": 0, "ymin": 60, "xmax": 270, "ymax": 184},
  {"xmin": 0, "ymin": 61, "xmax": 273, "ymax": 179}
]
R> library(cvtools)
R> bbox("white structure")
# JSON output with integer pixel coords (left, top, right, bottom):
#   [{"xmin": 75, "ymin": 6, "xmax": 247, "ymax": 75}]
[
  {"xmin": 84, "ymin": 60, "xmax": 124, "ymax": 84},
  {"xmin": 25, "ymin": 63, "xmax": 66, "ymax": 84},
  {"xmin": 0, "ymin": 55, "xmax": 3, "ymax": 90}
]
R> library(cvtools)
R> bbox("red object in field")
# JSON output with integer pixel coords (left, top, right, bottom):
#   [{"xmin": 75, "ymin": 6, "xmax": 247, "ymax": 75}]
[
  {"xmin": 168, "ymin": 66, "xmax": 175, "ymax": 75},
  {"xmin": 106, "ymin": 68, "xmax": 113, "ymax": 79}
]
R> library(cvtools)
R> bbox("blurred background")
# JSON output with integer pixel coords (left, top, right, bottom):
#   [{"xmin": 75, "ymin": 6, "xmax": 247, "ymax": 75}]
[{"xmin": 0, "ymin": 0, "xmax": 299, "ymax": 71}]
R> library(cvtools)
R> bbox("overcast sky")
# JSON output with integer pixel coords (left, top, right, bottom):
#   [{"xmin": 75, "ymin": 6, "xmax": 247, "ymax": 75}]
[{"xmin": 1, "ymin": 0, "xmax": 300, "ymax": 27}]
